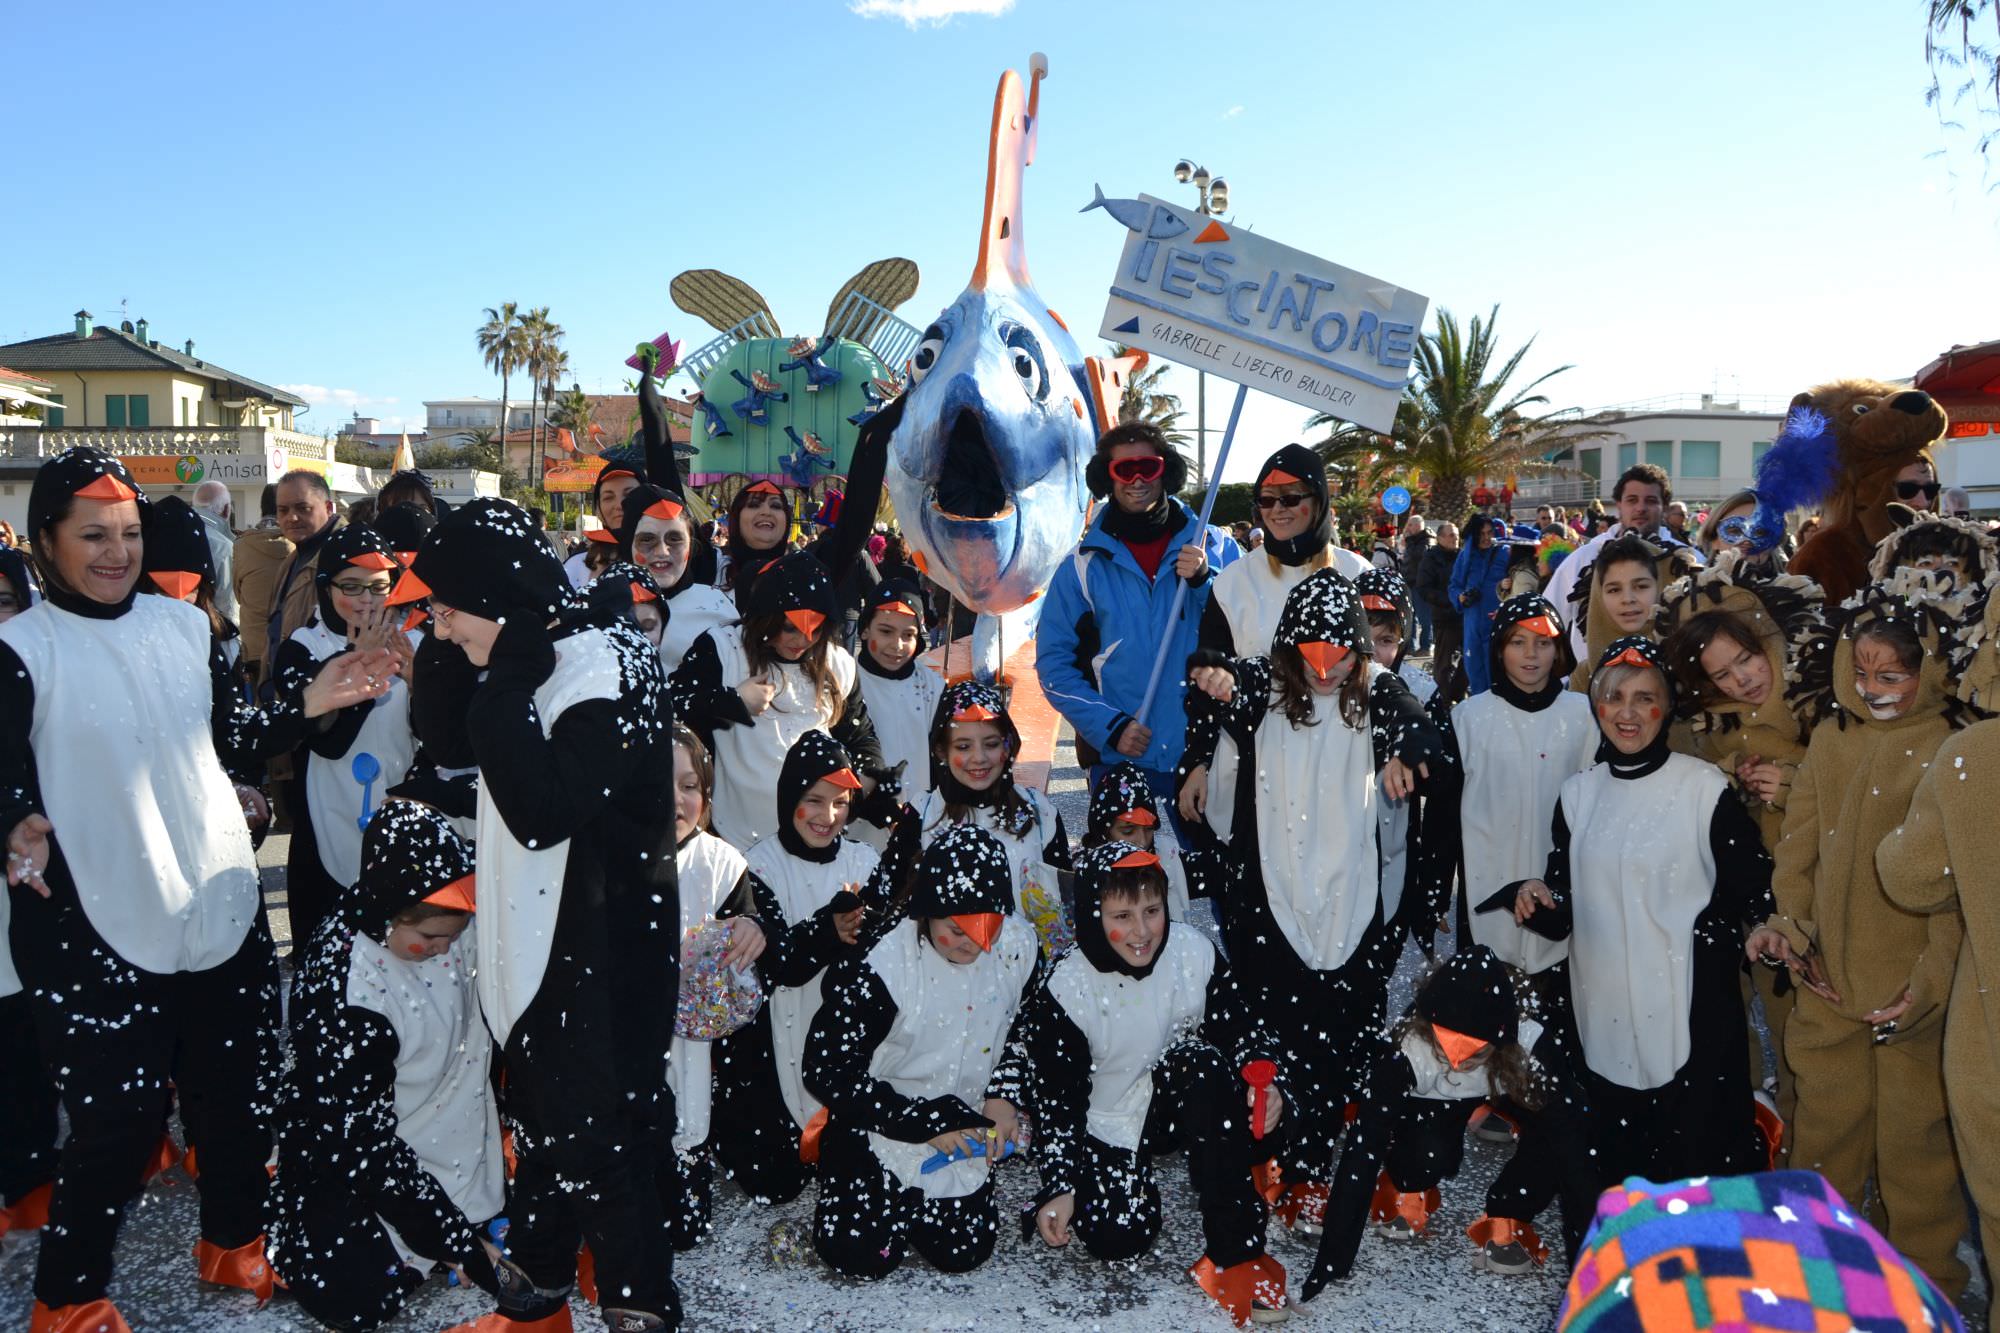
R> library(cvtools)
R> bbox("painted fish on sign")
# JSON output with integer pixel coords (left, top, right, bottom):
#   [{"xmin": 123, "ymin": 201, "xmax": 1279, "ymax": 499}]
[{"xmin": 1091, "ymin": 191, "xmax": 1428, "ymax": 434}]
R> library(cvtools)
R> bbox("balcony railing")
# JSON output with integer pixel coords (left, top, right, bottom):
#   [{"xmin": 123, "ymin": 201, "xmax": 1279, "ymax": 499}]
[{"xmin": 0, "ymin": 425, "xmax": 330, "ymax": 462}]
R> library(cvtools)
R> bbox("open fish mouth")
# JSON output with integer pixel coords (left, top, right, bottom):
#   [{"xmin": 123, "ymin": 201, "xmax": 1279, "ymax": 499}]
[{"xmin": 930, "ymin": 408, "xmax": 1015, "ymax": 521}]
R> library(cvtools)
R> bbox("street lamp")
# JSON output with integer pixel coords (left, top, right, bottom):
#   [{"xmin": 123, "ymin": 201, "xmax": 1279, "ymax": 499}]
[{"xmin": 1171, "ymin": 160, "xmax": 1230, "ymax": 487}]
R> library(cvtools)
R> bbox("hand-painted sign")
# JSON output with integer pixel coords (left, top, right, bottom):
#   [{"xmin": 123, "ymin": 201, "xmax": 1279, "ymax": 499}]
[
  {"xmin": 1092, "ymin": 191, "xmax": 1428, "ymax": 433},
  {"xmin": 542, "ymin": 454, "xmax": 608, "ymax": 493},
  {"xmin": 1381, "ymin": 485, "xmax": 1412, "ymax": 515}
]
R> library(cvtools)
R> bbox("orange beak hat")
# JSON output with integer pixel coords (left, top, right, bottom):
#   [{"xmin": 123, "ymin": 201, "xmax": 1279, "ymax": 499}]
[
  {"xmin": 1274, "ymin": 569, "xmax": 1370, "ymax": 685},
  {"xmin": 314, "ymin": 523, "xmax": 406, "ymax": 635},
  {"xmin": 355, "ymin": 799, "xmax": 479, "ymax": 943},
  {"xmin": 744, "ymin": 550, "xmax": 838, "ymax": 651},
  {"xmin": 1590, "ymin": 634, "xmax": 1673, "ymax": 710},
  {"xmin": 1490, "ymin": 594, "xmax": 1575, "ymax": 684},
  {"xmin": 399, "ymin": 497, "xmax": 578, "ymax": 625},
  {"xmin": 138, "ymin": 495, "xmax": 212, "ymax": 603},
  {"xmin": 27, "ymin": 448, "xmax": 147, "ymax": 561},
  {"xmin": 775, "ymin": 729, "xmax": 867, "ymax": 858},
  {"xmin": 372, "ymin": 501, "xmax": 438, "ymax": 568},
  {"xmin": 930, "ymin": 680, "xmax": 1021, "ymax": 795},
  {"xmin": 1072, "ymin": 838, "xmax": 1173, "ymax": 978},
  {"xmin": 579, "ymin": 560, "xmax": 663, "ymax": 625},
  {"xmin": 1087, "ymin": 761, "xmax": 1164, "ymax": 842},
  {"xmin": 859, "ymin": 578, "xmax": 930, "ymax": 653},
  {"xmin": 906, "ymin": 824, "xmax": 1014, "ymax": 955},
  {"xmin": 1414, "ymin": 944, "xmax": 1517, "ymax": 1063}
]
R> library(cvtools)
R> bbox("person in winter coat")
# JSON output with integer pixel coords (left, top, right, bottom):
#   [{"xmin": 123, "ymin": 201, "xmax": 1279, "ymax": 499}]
[
  {"xmin": 1400, "ymin": 517, "xmax": 1433, "ymax": 653},
  {"xmin": 802, "ymin": 825, "xmax": 1041, "ymax": 1279},
  {"xmin": 1037, "ymin": 422, "xmax": 1240, "ymax": 793},
  {"xmin": 232, "ymin": 483, "xmax": 294, "ymax": 685},
  {"xmin": 1448, "ymin": 515, "xmax": 1512, "ymax": 696},
  {"xmin": 267, "ymin": 801, "xmax": 504, "ymax": 1332}
]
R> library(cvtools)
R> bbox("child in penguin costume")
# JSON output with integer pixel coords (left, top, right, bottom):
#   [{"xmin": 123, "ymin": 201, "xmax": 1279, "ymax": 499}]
[
  {"xmin": 661, "ymin": 723, "xmax": 765, "ymax": 1249},
  {"xmin": 2, "ymin": 448, "xmax": 399, "ymax": 1332},
  {"xmin": 708, "ymin": 728, "xmax": 915, "ymax": 1206},
  {"xmin": 1509, "ymin": 636, "xmax": 1783, "ymax": 1241},
  {"xmin": 269, "ymin": 521, "xmax": 422, "ymax": 948},
  {"xmin": 614, "ymin": 482, "xmax": 736, "ymax": 673},
  {"xmin": 143, "ymin": 493, "xmax": 246, "ymax": 682},
  {"xmin": 1881, "ymin": 587, "xmax": 2000, "ymax": 1324},
  {"xmin": 1178, "ymin": 567, "xmax": 1442, "ymax": 1239},
  {"xmin": 1355, "ymin": 568, "xmax": 1436, "ymax": 964},
  {"xmin": 1024, "ymin": 841, "xmax": 1295, "ymax": 1327},
  {"xmin": 670, "ymin": 549, "xmax": 886, "ymax": 850},
  {"xmin": 848, "ymin": 578, "xmax": 942, "ymax": 853},
  {"xmin": 267, "ymin": 799, "xmax": 505, "ymax": 1331},
  {"xmin": 911, "ymin": 679, "xmax": 1074, "ymax": 956},
  {"xmin": 1304, "ymin": 946, "xmax": 1581, "ymax": 1297},
  {"xmin": 801, "ymin": 823, "xmax": 1040, "ymax": 1279},
  {"xmin": 1761, "ymin": 568, "xmax": 1977, "ymax": 1299},
  {"xmin": 388, "ymin": 497, "xmax": 682, "ymax": 1333},
  {"xmin": 1083, "ymin": 760, "xmax": 1203, "ymax": 927},
  {"xmin": 1656, "ymin": 551, "xmax": 1834, "ymax": 1141}
]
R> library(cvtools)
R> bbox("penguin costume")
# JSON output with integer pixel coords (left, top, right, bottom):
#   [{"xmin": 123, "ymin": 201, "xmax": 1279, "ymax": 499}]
[
  {"xmin": 388, "ymin": 497, "xmax": 682, "ymax": 1332},
  {"xmin": 0, "ymin": 543, "xmax": 35, "ymax": 616},
  {"xmin": 143, "ymin": 493, "xmax": 245, "ymax": 678},
  {"xmin": 1507, "ymin": 636, "xmax": 1775, "ymax": 1207},
  {"xmin": 268, "ymin": 800, "xmax": 504, "ymax": 1332},
  {"xmin": 613, "ymin": 482, "xmax": 735, "ymax": 673},
  {"xmin": 849, "ymin": 578, "xmax": 943, "ymax": 853},
  {"xmin": 670, "ymin": 549, "xmax": 885, "ymax": 849},
  {"xmin": 912, "ymin": 679, "xmax": 1074, "ymax": 956},
  {"xmin": 269, "ymin": 521, "xmax": 421, "ymax": 948},
  {"xmin": 1305, "ymin": 946, "xmax": 1585, "ymax": 1298},
  {"xmin": 708, "ymin": 728, "xmax": 912, "ymax": 1205},
  {"xmin": 1355, "ymin": 568, "xmax": 1435, "ymax": 958},
  {"xmin": 0, "ymin": 449, "xmax": 391, "ymax": 1328},
  {"xmin": 1178, "ymin": 568, "xmax": 1442, "ymax": 1236},
  {"xmin": 1023, "ymin": 842, "xmax": 1294, "ymax": 1325},
  {"xmin": 802, "ymin": 824, "xmax": 1040, "ymax": 1279}
]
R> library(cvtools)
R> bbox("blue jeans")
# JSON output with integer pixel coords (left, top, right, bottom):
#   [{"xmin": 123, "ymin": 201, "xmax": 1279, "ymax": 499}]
[{"xmin": 1408, "ymin": 597, "xmax": 1434, "ymax": 654}]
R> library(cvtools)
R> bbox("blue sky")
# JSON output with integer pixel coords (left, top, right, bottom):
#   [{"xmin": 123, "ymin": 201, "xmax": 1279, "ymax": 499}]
[{"xmin": 10, "ymin": 0, "xmax": 1997, "ymax": 482}]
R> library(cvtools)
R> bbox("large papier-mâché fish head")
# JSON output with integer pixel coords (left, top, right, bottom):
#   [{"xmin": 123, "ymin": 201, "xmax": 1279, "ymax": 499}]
[{"xmin": 886, "ymin": 54, "xmax": 1103, "ymax": 615}]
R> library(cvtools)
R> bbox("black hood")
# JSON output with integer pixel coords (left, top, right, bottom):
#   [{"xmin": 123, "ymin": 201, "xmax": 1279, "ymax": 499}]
[
  {"xmin": 614, "ymin": 483, "xmax": 713, "ymax": 598},
  {"xmin": 0, "ymin": 544, "xmax": 34, "ymax": 610},
  {"xmin": 1086, "ymin": 761, "xmax": 1162, "ymax": 843},
  {"xmin": 929, "ymin": 679, "xmax": 1020, "ymax": 806},
  {"xmin": 906, "ymin": 823, "xmax": 1015, "ymax": 922},
  {"xmin": 27, "ymin": 448, "xmax": 148, "ymax": 618},
  {"xmin": 857, "ymin": 578, "xmax": 930, "ymax": 679},
  {"xmin": 313, "ymin": 522, "xmax": 401, "ymax": 637},
  {"xmin": 142, "ymin": 495, "xmax": 216, "ymax": 598},
  {"xmin": 1415, "ymin": 944, "xmax": 1517, "ymax": 1049},
  {"xmin": 1489, "ymin": 593, "xmax": 1572, "ymax": 711},
  {"xmin": 1071, "ymin": 840, "xmax": 1172, "ymax": 980},
  {"xmin": 743, "ymin": 548, "xmax": 838, "ymax": 626},
  {"xmin": 1589, "ymin": 634, "xmax": 1676, "ymax": 774},
  {"xmin": 394, "ymin": 497, "xmax": 578, "ymax": 626},
  {"xmin": 347, "ymin": 799, "xmax": 476, "ymax": 946},
  {"xmin": 1254, "ymin": 443, "xmax": 1332, "ymax": 567},
  {"xmin": 1274, "ymin": 567, "xmax": 1372, "ymax": 663},
  {"xmin": 370, "ymin": 501, "xmax": 437, "ymax": 562},
  {"xmin": 776, "ymin": 728, "xmax": 862, "ymax": 863}
]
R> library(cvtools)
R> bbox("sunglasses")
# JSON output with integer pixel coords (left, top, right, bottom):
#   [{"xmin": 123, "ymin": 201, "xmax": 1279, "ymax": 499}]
[
  {"xmin": 331, "ymin": 579, "xmax": 395, "ymax": 598},
  {"xmin": 1255, "ymin": 491, "xmax": 1311, "ymax": 511},
  {"xmin": 1107, "ymin": 456, "xmax": 1166, "ymax": 485},
  {"xmin": 1896, "ymin": 481, "xmax": 1941, "ymax": 502}
]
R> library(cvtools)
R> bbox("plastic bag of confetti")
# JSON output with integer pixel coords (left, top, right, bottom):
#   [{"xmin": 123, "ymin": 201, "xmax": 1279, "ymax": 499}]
[{"xmin": 675, "ymin": 919, "xmax": 763, "ymax": 1039}]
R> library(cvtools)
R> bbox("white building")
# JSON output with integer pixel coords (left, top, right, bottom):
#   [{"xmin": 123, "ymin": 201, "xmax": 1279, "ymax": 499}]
[
  {"xmin": 1521, "ymin": 394, "xmax": 1791, "ymax": 508},
  {"xmin": 424, "ymin": 397, "xmax": 541, "ymax": 443}
]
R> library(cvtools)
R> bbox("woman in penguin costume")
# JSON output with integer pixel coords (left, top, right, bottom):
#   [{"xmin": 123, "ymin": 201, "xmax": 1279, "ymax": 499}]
[
  {"xmin": 1023, "ymin": 841, "xmax": 1297, "ymax": 1326},
  {"xmin": 662, "ymin": 724, "xmax": 766, "ymax": 1249},
  {"xmin": 269, "ymin": 521, "xmax": 424, "ymax": 948},
  {"xmin": 1304, "ymin": 946, "xmax": 1586, "ymax": 1298},
  {"xmin": 1510, "ymin": 635, "xmax": 1783, "ymax": 1214},
  {"xmin": 388, "ymin": 497, "xmax": 683, "ymax": 1333},
  {"xmin": 801, "ymin": 823, "xmax": 1040, "ymax": 1279},
  {"xmin": 614, "ymin": 479, "xmax": 736, "ymax": 673},
  {"xmin": 1, "ymin": 448, "xmax": 399, "ymax": 1332},
  {"xmin": 848, "ymin": 578, "xmax": 943, "ymax": 853},
  {"xmin": 267, "ymin": 799, "xmax": 504, "ymax": 1331},
  {"xmin": 1178, "ymin": 567, "xmax": 1443, "ymax": 1239},
  {"xmin": 671, "ymin": 548, "xmax": 886, "ymax": 849},
  {"xmin": 143, "ymin": 493, "xmax": 245, "ymax": 683},
  {"xmin": 708, "ymin": 728, "xmax": 914, "ymax": 1206},
  {"xmin": 1181, "ymin": 444, "xmax": 1365, "ymax": 832},
  {"xmin": 911, "ymin": 679, "xmax": 1074, "ymax": 956}
]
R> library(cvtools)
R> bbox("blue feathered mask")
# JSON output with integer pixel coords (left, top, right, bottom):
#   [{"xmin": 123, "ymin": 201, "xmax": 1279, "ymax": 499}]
[{"xmin": 1744, "ymin": 405, "xmax": 1839, "ymax": 554}]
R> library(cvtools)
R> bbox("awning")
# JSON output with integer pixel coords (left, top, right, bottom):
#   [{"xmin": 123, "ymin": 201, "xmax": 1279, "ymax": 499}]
[
  {"xmin": 1915, "ymin": 340, "xmax": 2000, "ymax": 423},
  {"xmin": 0, "ymin": 388, "xmax": 66, "ymax": 411}
]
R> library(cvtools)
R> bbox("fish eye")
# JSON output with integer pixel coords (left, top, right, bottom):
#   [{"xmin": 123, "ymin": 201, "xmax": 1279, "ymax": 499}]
[
  {"xmin": 1002, "ymin": 324, "xmax": 1049, "ymax": 403},
  {"xmin": 911, "ymin": 325, "xmax": 946, "ymax": 383}
]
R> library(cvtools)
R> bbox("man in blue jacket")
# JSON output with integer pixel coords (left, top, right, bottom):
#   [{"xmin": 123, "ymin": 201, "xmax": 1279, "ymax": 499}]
[{"xmin": 1036, "ymin": 422, "xmax": 1240, "ymax": 799}]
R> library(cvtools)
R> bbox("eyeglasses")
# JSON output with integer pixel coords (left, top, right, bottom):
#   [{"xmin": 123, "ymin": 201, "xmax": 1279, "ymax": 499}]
[
  {"xmin": 1108, "ymin": 456, "xmax": 1166, "ymax": 485},
  {"xmin": 1254, "ymin": 491, "xmax": 1311, "ymax": 511},
  {"xmin": 331, "ymin": 580, "xmax": 395, "ymax": 598},
  {"xmin": 1896, "ymin": 481, "xmax": 1941, "ymax": 502}
]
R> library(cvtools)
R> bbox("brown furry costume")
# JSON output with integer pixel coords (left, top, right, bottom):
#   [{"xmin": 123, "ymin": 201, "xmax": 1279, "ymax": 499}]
[
  {"xmin": 1783, "ymin": 379, "xmax": 1947, "ymax": 606},
  {"xmin": 1878, "ymin": 587, "xmax": 2000, "ymax": 1324},
  {"xmin": 1768, "ymin": 568, "xmax": 1971, "ymax": 1296}
]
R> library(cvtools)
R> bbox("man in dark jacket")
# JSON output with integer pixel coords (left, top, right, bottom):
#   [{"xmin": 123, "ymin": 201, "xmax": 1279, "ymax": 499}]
[
  {"xmin": 1400, "ymin": 515, "xmax": 1433, "ymax": 654},
  {"xmin": 1415, "ymin": 519, "xmax": 1463, "ymax": 702}
]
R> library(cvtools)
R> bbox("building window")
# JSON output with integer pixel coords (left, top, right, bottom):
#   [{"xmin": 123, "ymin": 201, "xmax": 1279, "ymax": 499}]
[
  {"xmin": 128, "ymin": 394, "xmax": 149, "ymax": 427},
  {"xmin": 1680, "ymin": 440, "xmax": 1721, "ymax": 479},
  {"xmin": 45, "ymin": 393, "xmax": 63, "ymax": 429},
  {"xmin": 1645, "ymin": 440, "xmax": 1673, "ymax": 472},
  {"xmin": 1752, "ymin": 440, "xmax": 1772, "ymax": 469},
  {"xmin": 1618, "ymin": 442, "xmax": 1637, "ymax": 471},
  {"xmin": 1578, "ymin": 447, "xmax": 1601, "ymax": 481}
]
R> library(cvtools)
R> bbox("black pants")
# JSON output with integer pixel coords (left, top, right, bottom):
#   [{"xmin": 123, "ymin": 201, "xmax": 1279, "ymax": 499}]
[
  {"xmin": 274, "ymin": 1189, "xmax": 432, "ymax": 1332},
  {"xmin": 0, "ymin": 989, "xmax": 59, "ymax": 1207},
  {"xmin": 1065, "ymin": 1042, "xmax": 1272, "ymax": 1268},
  {"xmin": 503, "ymin": 962, "xmax": 679, "ymax": 1323},
  {"xmin": 282, "ymin": 777, "xmax": 342, "ymax": 952},
  {"xmin": 709, "ymin": 1013, "xmax": 812, "ymax": 1204},
  {"xmin": 11, "ymin": 893, "xmax": 280, "ymax": 1306},
  {"xmin": 1431, "ymin": 609, "xmax": 1466, "ymax": 705},
  {"xmin": 1253, "ymin": 925, "xmax": 1393, "ymax": 1184},
  {"xmin": 658, "ymin": 1145, "xmax": 715, "ymax": 1253},
  {"xmin": 811, "ymin": 1124, "xmax": 998, "ymax": 1279}
]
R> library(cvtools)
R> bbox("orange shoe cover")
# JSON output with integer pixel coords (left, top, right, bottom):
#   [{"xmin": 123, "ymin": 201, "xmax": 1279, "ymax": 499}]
[
  {"xmin": 1367, "ymin": 1172, "xmax": 1440, "ymax": 1232},
  {"xmin": 797, "ymin": 1107, "xmax": 829, "ymax": 1165},
  {"xmin": 1189, "ymin": 1254, "xmax": 1288, "ymax": 1327},
  {"xmin": 1272, "ymin": 1181, "xmax": 1330, "ymax": 1230},
  {"xmin": 139, "ymin": 1134, "xmax": 179, "ymax": 1186},
  {"xmin": 443, "ymin": 1309, "xmax": 576, "ymax": 1333},
  {"xmin": 29, "ymin": 1299, "xmax": 133, "ymax": 1333},
  {"xmin": 1464, "ymin": 1213, "xmax": 1549, "ymax": 1263},
  {"xmin": 1250, "ymin": 1159, "xmax": 1285, "ymax": 1206},
  {"xmin": 576, "ymin": 1244, "xmax": 598, "ymax": 1305},
  {"xmin": 1753, "ymin": 1097, "xmax": 1785, "ymax": 1170},
  {"xmin": 193, "ymin": 1235, "xmax": 276, "ymax": 1303},
  {"xmin": 1, "ymin": 1181, "xmax": 52, "ymax": 1236}
]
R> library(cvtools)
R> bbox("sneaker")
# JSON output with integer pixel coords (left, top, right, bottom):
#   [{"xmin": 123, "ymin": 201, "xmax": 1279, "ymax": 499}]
[
  {"xmin": 1249, "ymin": 1300, "xmax": 1290, "ymax": 1324},
  {"xmin": 1375, "ymin": 1215, "xmax": 1418, "ymax": 1241},
  {"xmin": 1473, "ymin": 1239, "xmax": 1535, "ymax": 1275},
  {"xmin": 1471, "ymin": 1114, "xmax": 1516, "ymax": 1144}
]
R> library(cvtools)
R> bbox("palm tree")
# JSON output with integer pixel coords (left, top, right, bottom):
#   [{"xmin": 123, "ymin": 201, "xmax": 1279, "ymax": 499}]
[
  {"xmin": 550, "ymin": 382, "xmax": 592, "ymax": 443},
  {"xmin": 537, "ymin": 345, "xmax": 571, "ymax": 467},
  {"xmin": 1307, "ymin": 305, "xmax": 1607, "ymax": 520},
  {"xmin": 518, "ymin": 308, "xmax": 565, "ymax": 480},
  {"xmin": 477, "ymin": 303, "xmax": 526, "ymax": 473},
  {"xmin": 1107, "ymin": 343, "xmax": 1190, "ymax": 446}
]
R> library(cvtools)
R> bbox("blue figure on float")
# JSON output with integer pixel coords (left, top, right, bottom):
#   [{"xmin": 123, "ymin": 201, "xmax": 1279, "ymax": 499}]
[
  {"xmin": 780, "ymin": 336, "xmax": 844, "ymax": 391},
  {"xmin": 885, "ymin": 52, "xmax": 1144, "ymax": 680},
  {"xmin": 729, "ymin": 368, "xmax": 787, "ymax": 422}
]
